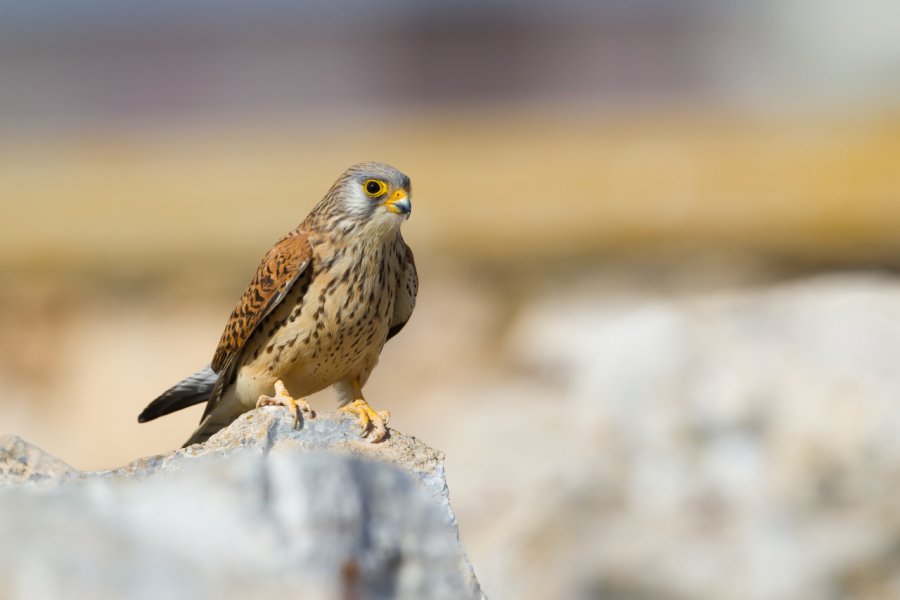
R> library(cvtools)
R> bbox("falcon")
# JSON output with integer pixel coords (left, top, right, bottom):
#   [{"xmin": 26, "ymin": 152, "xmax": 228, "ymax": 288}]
[{"xmin": 138, "ymin": 162, "xmax": 417, "ymax": 446}]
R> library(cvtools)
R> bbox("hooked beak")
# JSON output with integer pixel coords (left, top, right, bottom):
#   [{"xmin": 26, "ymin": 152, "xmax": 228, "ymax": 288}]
[{"xmin": 383, "ymin": 189, "xmax": 411, "ymax": 216}]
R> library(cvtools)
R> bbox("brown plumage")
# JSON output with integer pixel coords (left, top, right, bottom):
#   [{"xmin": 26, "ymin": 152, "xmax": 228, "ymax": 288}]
[{"xmin": 139, "ymin": 162, "xmax": 417, "ymax": 446}]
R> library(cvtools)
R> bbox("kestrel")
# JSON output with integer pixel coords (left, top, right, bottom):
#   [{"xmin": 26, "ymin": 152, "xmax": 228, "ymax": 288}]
[{"xmin": 138, "ymin": 162, "xmax": 417, "ymax": 446}]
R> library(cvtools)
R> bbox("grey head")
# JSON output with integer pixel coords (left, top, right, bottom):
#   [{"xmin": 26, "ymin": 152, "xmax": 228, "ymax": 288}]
[{"xmin": 317, "ymin": 162, "xmax": 412, "ymax": 232}]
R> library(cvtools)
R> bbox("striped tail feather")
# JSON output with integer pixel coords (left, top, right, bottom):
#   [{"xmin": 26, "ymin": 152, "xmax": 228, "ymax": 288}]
[{"xmin": 138, "ymin": 365, "xmax": 218, "ymax": 423}]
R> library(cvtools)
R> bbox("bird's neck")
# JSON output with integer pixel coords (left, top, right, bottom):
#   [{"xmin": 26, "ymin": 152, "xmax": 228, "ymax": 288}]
[
  {"xmin": 307, "ymin": 210, "xmax": 402, "ymax": 247},
  {"xmin": 306, "ymin": 220, "xmax": 403, "ymax": 264}
]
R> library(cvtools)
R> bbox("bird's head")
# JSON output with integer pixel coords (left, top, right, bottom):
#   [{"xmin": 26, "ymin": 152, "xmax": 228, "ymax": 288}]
[{"xmin": 317, "ymin": 162, "xmax": 412, "ymax": 239}]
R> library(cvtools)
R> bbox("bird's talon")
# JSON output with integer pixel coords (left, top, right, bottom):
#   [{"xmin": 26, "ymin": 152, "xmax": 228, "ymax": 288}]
[
  {"xmin": 256, "ymin": 380, "xmax": 313, "ymax": 430},
  {"xmin": 369, "ymin": 419, "xmax": 388, "ymax": 443},
  {"xmin": 340, "ymin": 398, "xmax": 389, "ymax": 442}
]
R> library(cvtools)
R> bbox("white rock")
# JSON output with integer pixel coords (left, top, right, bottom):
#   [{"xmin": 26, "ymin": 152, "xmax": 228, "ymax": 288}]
[
  {"xmin": 0, "ymin": 410, "xmax": 485, "ymax": 600},
  {"xmin": 450, "ymin": 274, "xmax": 900, "ymax": 600}
]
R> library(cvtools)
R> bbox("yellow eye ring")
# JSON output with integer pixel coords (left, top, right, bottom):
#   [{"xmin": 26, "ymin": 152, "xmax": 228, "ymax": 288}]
[{"xmin": 363, "ymin": 179, "xmax": 387, "ymax": 197}]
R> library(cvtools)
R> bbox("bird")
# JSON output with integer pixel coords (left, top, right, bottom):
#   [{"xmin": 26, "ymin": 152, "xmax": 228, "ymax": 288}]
[{"xmin": 138, "ymin": 162, "xmax": 417, "ymax": 447}]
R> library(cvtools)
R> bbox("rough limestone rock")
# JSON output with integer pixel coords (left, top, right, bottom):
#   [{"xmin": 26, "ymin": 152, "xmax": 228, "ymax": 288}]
[
  {"xmin": 0, "ymin": 434, "xmax": 77, "ymax": 486},
  {"xmin": 451, "ymin": 273, "xmax": 900, "ymax": 600},
  {"xmin": 0, "ymin": 410, "xmax": 484, "ymax": 600}
]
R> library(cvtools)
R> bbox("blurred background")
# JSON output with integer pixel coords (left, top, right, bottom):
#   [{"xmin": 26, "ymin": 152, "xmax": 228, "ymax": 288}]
[{"xmin": 2, "ymin": 1, "xmax": 900, "ymax": 598}]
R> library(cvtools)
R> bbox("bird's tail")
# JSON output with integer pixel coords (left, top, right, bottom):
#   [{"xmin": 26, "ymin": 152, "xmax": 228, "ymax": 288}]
[
  {"xmin": 181, "ymin": 391, "xmax": 246, "ymax": 447},
  {"xmin": 181, "ymin": 414, "xmax": 233, "ymax": 448},
  {"xmin": 138, "ymin": 365, "xmax": 218, "ymax": 423}
]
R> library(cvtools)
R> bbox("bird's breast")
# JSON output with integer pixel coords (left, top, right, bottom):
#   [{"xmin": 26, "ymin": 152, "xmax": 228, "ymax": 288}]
[{"xmin": 239, "ymin": 239, "xmax": 404, "ymax": 397}]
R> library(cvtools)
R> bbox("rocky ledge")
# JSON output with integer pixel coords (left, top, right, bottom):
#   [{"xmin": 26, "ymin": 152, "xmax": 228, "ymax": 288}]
[{"xmin": 0, "ymin": 409, "xmax": 484, "ymax": 600}]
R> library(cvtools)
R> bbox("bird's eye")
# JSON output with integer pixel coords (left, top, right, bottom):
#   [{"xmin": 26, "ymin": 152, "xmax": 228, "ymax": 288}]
[{"xmin": 363, "ymin": 179, "xmax": 387, "ymax": 197}]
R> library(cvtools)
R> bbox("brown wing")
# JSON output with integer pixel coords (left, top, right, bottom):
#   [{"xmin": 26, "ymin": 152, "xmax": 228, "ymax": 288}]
[
  {"xmin": 201, "ymin": 231, "xmax": 312, "ymax": 421},
  {"xmin": 387, "ymin": 240, "xmax": 417, "ymax": 341},
  {"xmin": 211, "ymin": 232, "xmax": 313, "ymax": 372}
]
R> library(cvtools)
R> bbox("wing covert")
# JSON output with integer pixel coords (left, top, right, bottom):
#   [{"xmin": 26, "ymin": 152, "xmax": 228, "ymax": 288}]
[
  {"xmin": 387, "ymin": 240, "xmax": 417, "ymax": 341},
  {"xmin": 211, "ymin": 232, "xmax": 312, "ymax": 372}
]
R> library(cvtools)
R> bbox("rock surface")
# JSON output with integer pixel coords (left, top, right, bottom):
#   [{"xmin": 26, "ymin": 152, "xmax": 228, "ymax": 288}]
[
  {"xmin": 0, "ymin": 433, "xmax": 77, "ymax": 486},
  {"xmin": 0, "ymin": 410, "xmax": 484, "ymax": 600},
  {"xmin": 442, "ymin": 273, "xmax": 900, "ymax": 600}
]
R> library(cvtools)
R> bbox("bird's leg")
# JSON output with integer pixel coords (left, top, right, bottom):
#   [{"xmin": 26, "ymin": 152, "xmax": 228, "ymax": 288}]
[
  {"xmin": 256, "ymin": 379, "xmax": 315, "ymax": 429},
  {"xmin": 339, "ymin": 380, "xmax": 390, "ymax": 442}
]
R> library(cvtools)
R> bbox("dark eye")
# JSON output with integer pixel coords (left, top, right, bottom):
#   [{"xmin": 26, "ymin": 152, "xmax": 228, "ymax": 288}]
[{"xmin": 363, "ymin": 179, "xmax": 386, "ymax": 197}]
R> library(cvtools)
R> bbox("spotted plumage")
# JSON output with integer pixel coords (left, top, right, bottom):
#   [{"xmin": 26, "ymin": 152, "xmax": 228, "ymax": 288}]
[{"xmin": 139, "ymin": 162, "xmax": 417, "ymax": 446}]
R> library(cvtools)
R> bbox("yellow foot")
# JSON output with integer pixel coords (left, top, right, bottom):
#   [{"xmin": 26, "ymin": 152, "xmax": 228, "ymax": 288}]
[
  {"xmin": 256, "ymin": 380, "xmax": 315, "ymax": 429},
  {"xmin": 339, "ymin": 398, "xmax": 390, "ymax": 442}
]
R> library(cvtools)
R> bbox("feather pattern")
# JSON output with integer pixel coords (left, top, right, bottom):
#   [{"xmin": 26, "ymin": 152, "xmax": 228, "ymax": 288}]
[
  {"xmin": 137, "ymin": 364, "xmax": 218, "ymax": 422},
  {"xmin": 211, "ymin": 232, "xmax": 312, "ymax": 373},
  {"xmin": 139, "ymin": 162, "xmax": 417, "ymax": 447},
  {"xmin": 387, "ymin": 241, "xmax": 417, "ymax": 341},
  {"xmin": 201, "ymin": 232, "xmax": 312, "ymax": 421}
]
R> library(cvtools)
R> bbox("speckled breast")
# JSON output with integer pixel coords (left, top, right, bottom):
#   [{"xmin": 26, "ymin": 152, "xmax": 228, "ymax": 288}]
[{"xmin": 242, "ymin": 239, "xmax": 403, "ymax": 397}]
